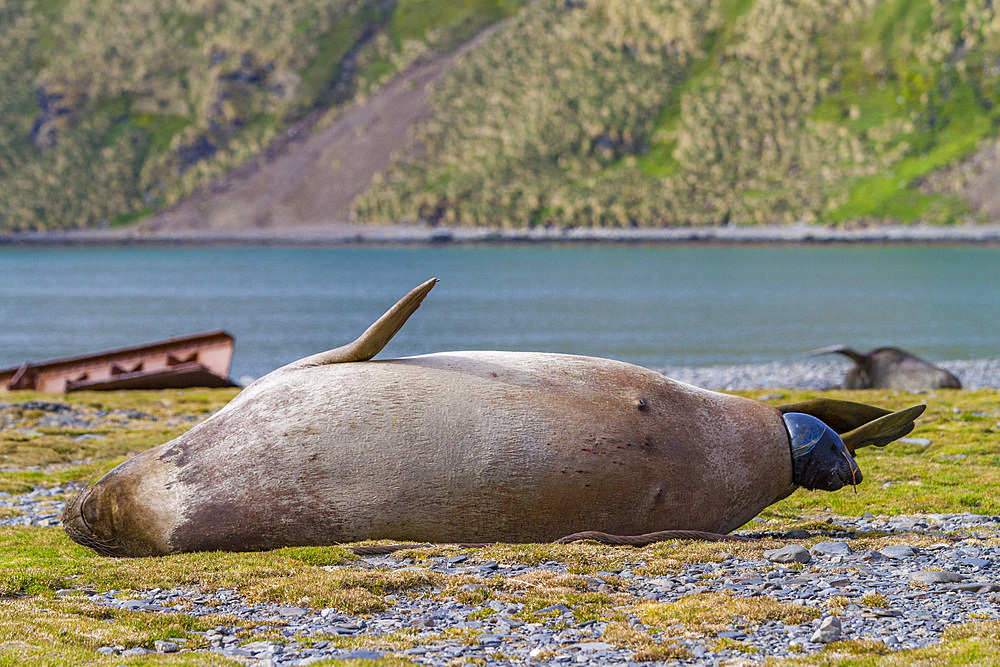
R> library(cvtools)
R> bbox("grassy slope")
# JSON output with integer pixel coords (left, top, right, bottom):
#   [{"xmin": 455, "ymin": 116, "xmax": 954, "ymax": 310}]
[
  {"xmin": 2, "ymin": 387, "xmax": 1000, "ymax": 664},
  {"xmin": 356, "ymin": 0, "xmax": 1000, "ymax": 227},
  {"xmin": 5, "ymin": 1, "xmax": 999, "ymax": 233},
  {"xmin": 0, "ymin": 0, "xmax": 526, "ymax": 233}
]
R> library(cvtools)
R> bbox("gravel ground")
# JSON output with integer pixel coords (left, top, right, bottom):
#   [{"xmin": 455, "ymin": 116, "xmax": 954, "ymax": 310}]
[
  {"xmin": 7, "ymin": 484, "xmax": 1000, "ymax": 665},
  {"xmin": 83, "ymin": 526, "xmax": 1000, "ymax": 667}
]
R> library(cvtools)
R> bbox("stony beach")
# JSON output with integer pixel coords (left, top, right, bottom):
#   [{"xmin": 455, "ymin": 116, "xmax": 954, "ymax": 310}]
[
  {"xmin": 5, "ymin": 222, "xmax": 1000, "ymax": 246},
  {"xmin": 4, "ymin": 481, "xmax": 1000, "ymax": 665}
]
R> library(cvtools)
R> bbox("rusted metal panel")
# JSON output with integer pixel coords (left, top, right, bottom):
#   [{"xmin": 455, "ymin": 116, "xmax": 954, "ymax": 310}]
[{"xmin": 0, "ymin": 331, "xmax": 237, "ymax": 393}]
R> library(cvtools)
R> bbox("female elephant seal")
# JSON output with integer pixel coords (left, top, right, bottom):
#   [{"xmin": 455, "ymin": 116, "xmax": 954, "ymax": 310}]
[{"xmin": 63, "ymin": 279, "xmax": 924, "ymax": 556}]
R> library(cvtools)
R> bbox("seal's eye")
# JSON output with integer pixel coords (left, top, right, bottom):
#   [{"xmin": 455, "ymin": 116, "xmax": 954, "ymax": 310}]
[{"xmin": 81, "ymin": 493, "xmax": 99, "ymax": 531}]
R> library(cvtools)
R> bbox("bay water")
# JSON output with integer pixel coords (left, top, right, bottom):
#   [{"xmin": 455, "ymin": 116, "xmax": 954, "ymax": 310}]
[{"xmin": 1, "ymin": 245, "xmax": 997, "ymax": 383}]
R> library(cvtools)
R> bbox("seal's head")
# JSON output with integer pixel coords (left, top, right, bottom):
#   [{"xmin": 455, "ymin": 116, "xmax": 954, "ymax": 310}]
[
  {"xmin": 783, "ymin": 412, "xmax": 862, "ymax": 491},
  {"xmin": 61, "ymin": 455, "xmax": 178, "ymax": 557}
]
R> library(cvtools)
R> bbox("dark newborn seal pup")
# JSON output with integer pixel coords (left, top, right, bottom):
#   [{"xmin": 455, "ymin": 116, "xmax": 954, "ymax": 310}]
[
  {"xmin": 812, "ymin": 345, "xmax": 961, "ymax": 391},
  {"xmin": 63, "ymin": 280, "xmax": 924, "ymax": 556}
]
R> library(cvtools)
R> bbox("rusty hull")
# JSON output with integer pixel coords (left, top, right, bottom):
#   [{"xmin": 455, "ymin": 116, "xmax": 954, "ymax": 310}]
[{"xmin": 0, "ymin": 331, "xmax": 238, "ymax": 393}]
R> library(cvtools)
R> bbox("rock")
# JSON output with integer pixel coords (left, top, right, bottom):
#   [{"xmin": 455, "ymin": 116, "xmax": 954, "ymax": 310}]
[
  {"xmin": 765, "ymin": 545, "xmax": 812, "ymax": 564},
  {"xmin": 277, "ymin": 607, "xmax": 308, "ymax": 617},
  {"xmin": 867, "ymin": 608, "xmax": 903, "ymax": 617},
  {"xmin": 810, "ymin": 616, "xmax": 842, "ymax": 643},
  {"xmin": 571, "ymin": 642, "xmax": 613, "ymax": 651},
  {"xmin": 782, "ymin": 529, "xmax": 812, "ymax": 539},
  {"xmin": 459, "ymin": 583, "xmax": 487, "ymax": 592},
  {"xmin": 910, "ymin": 571, "xmax": 967, "ymax": 584},
  {"xmin": 154, "ymin": 640, "xmax": 179, "ymax": 653},
  {"xmin": 879, "ymin": 545, "xmax": 918, "ymax": 559},
  {"xmin": 536, "ymin": 604, "xmax": 573, "ymax": 615},
  {"xmin": 899, "ymin": 437, "xmax": 932, "ymax": 446},
  {"xmin": 810, "ymin": 541, "xmax": 852, "ymax": 556},
  {"xmin": 337, "ymin": 649, "xmax": 384, "ymax": 660}
]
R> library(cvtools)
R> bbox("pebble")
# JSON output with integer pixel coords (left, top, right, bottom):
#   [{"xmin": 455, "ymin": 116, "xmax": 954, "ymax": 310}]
[
  {"xmin": 911, "ymin": 571, "xmax": 967, "ymax": 584},
  {"xmin": 880, "ymin": 545, "xmax": 919, "ymax": 559},
  {"xmin": 154, "ymin": 640, "xmax": 179, "ymax": 653},
  {"xmin": 810, "ymin": 616, "xmax": 842, "ymax": 643},
  {"xmin": 765, "ymin": 544, "xmax": 811, "ymax": 564},
  {"xmin": 810, "ymin": 541, "xmax": 852, "ymax": 556}
]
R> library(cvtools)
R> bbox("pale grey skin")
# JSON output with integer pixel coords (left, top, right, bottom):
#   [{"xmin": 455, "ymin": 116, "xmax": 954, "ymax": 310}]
[{"xmin": 62, "ymin": 350, "xmax": 795, "ymax": 556}]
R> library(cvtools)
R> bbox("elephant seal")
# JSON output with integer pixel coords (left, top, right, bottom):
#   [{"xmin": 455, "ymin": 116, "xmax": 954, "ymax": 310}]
[
  {"xmin": 63, "ymin": 280, "xmax": 924, "ymax": 557},
  {"xmin": 812, "ymin": 345, "xmax": 961, "ymax": 391}
]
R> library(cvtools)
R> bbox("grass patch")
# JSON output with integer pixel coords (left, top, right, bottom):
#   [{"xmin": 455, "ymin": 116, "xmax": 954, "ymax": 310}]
[
  {"xmin": 0, "ymin": 526, "xmax": 424, "ymax": 615},
  {"xmin": 388, "ymin": 0, "xmax": 527, "ymax": 51},
  {"xmin": 777, "ymin": 621, "xmax": 1000, "ymax": 665},
  {"xmin": 740, "ymin": 388, "xmax": 1000, "ymax": 518},
  {"xmin": 0, "ymin": 597, "xmax": 235, "ymax": 666},
  {"xmin": 638, "ymin": 593, "xmax": 820, "ymax": 635}
]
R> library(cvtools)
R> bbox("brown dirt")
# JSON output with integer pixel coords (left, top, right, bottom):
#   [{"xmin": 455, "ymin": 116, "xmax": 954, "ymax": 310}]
[
  {"xmin": 920, "ymin": 138, "xmax": 1000, "ymax": 224},
  {"xmin": 135, "ymin": 33, "xmax": 489, "ymax": 234}
]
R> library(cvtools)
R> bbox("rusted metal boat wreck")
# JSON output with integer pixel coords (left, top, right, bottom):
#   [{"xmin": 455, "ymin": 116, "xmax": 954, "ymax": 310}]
[{"xmin": 0, "ymin": 331, "xmax": 238, "ymax": 393}]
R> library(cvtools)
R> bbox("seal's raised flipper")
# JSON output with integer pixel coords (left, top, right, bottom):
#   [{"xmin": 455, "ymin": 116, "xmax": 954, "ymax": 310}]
[
  {"xmin": 840, "ymin": 404, "xmax": 926, "ymax": 454},
  {"xmin": 809, "ymin": 345, "xmax": 866, "ymax": 365},
  {"xmin": 292, "ymin": 278, "xmax": 438, "ymax": 368},
  {"xmin": 777, "ymin": 398, "xmax": 889, "ymax": 434}
]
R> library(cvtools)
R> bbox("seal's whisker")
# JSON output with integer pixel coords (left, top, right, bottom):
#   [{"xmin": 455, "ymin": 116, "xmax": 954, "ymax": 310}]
[{"xmin": 842, "ymin": 449, "xmax": 858, "ymax": 494}]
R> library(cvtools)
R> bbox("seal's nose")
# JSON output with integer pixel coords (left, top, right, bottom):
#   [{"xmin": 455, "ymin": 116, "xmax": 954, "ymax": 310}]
[
  {"xmin": 61, "ymin": 489, "xmax": 91, "ymax": 543},
  {"xmin": 784, "ymin": 412, "xmax": 865, "ymax": 492}
]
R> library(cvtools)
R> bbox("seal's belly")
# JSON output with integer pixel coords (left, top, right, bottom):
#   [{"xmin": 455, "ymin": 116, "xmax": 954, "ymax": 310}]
[{"xmin": 164, "ymin": 352, "xmax": 791, "ymax": 549}]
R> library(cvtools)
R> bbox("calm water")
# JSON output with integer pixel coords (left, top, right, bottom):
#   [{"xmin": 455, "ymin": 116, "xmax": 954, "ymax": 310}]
[{"xmin": 0, "ymin": 245, "xmax": 997, "ymax": 382}]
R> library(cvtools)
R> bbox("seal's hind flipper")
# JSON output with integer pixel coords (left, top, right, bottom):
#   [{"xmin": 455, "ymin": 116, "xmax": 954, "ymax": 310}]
[
  {"xmin": 809, "ymin": 345, "xmax": 867, "ymax": 365},
  {"xmin": 840, "ymin": 404, "xmax": 926, "ymax": 454},
  {"xmin": 777, "ymin": 398, "xmax": 889, "ymax": 434},
  {"xmin": 293, "ymin": 278, "xmax": 438, "ymax": 368}
]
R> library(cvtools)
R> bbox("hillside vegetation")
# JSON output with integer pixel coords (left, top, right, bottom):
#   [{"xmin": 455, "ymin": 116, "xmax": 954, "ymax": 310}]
[
  {"xmin": 357, "ymin": 0, "xmax": 1000, "ymax": 228},
  {"xmin": 2, "ymin": 0, "xmax": 999, "ymax": 231},
  {"xmin": 0, "ymin": 0, "xmax": 525, "ymax": 232}
]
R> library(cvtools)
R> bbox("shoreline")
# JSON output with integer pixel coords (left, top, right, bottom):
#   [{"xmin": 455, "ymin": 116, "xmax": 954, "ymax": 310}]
[{"xmin": 4, "ymin": 222, "xmax": 1000, "ymax": 247}]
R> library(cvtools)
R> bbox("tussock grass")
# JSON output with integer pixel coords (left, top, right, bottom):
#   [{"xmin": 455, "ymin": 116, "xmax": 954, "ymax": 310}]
[
  {"xmin": 0, "ymin": 597, "xmax": 236, "ymax": 666},
  {"xmin": 0, "ymin": 0, "xmax": 526, "ymax": 232},
  {"xmin": 638, "ymin": 593, "xmax": 820, "ymax": 634},
  {"xmin": 358, "ymin": 0, "xmax": 1000, "ymax": 228}
]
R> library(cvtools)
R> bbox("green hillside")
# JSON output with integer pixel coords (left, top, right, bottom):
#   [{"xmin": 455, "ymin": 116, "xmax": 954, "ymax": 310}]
[
  {"xmin": 357, "ymin": 0, "xmax": 1000, "ymax": 228},
  {"xmin": 2, "ymin": 0, "xmax": 999, "ymax": 232},
  {"xmin": 0, "ymin": 0, "xmax": 525, "ymax": 232}
]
